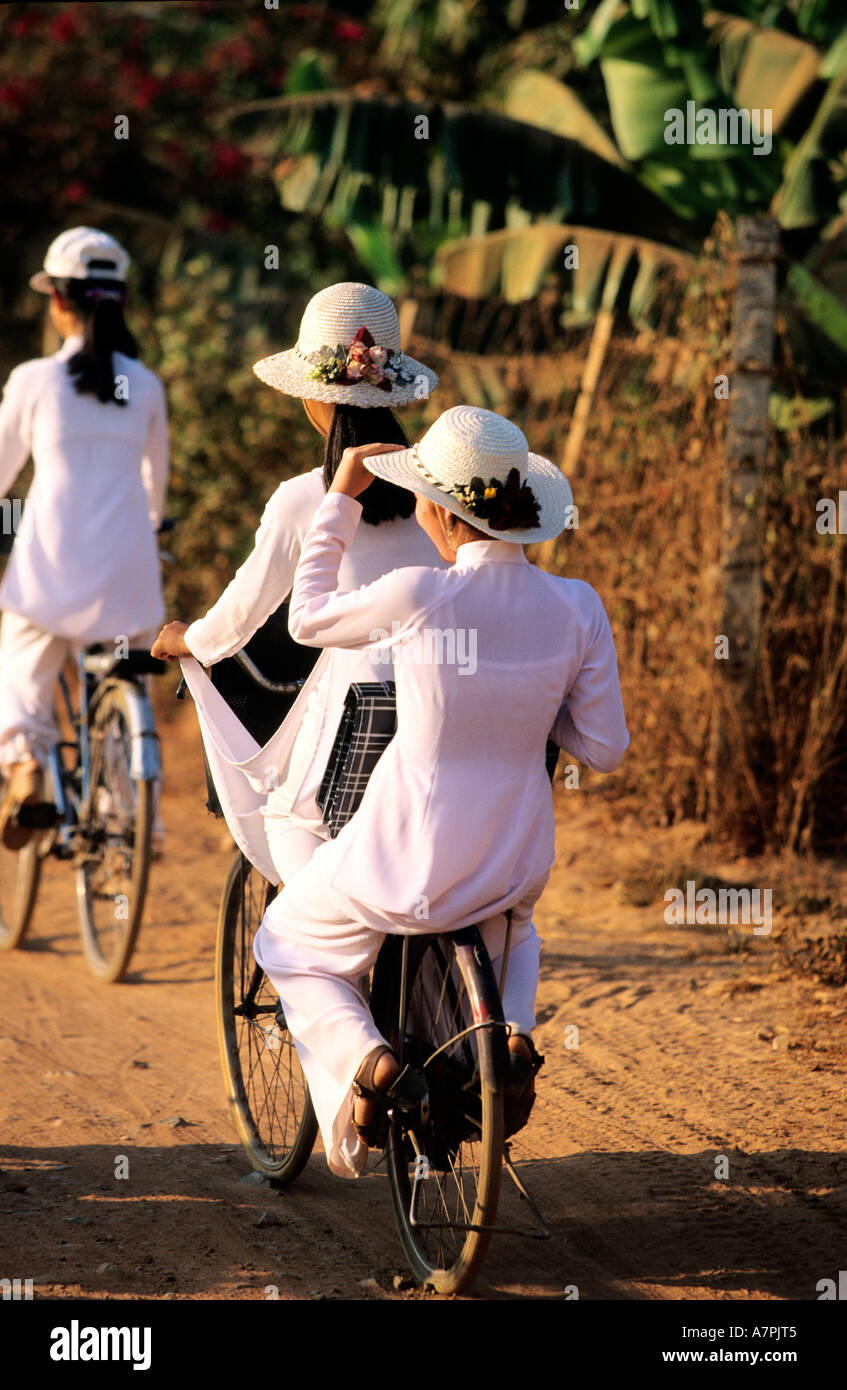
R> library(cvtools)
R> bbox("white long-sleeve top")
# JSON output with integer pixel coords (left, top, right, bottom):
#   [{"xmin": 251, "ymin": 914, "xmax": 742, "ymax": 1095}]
[
  {"xmin": 284, "ymin": 491, "xmax": 630, "ymax": 934},
  {"xmin": 181, "ymin": 468, "xmax": 449, "ymax": 861},
  {"xmin": 0, "ymin": 333, "xmax": 168, "ymax": 641}
]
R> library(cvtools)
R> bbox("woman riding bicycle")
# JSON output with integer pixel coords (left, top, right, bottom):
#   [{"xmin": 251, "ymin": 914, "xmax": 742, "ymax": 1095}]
[
  {"xmin": 152, "ymin": 282, "xmax": 442, "ymax": 886},
  {"xmin": 253, "ymin": 405, "xmax": 630, "ymax": 1178},
  {"xmin": 0, "ymin": 227, "xmax": 168, "ymax": 850}
]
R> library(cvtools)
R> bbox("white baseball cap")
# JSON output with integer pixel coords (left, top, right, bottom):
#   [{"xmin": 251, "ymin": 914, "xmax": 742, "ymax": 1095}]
[{"xmin": 29, "ymin": 226, "xmax": 130, "ymax": 294}]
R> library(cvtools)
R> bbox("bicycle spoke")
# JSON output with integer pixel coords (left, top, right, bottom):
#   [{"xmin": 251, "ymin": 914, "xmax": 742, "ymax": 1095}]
[
  {"xmin": 219, "ymin": 857, "xmax": 316, "ymax": 1175},
  {"xmin": 77, "ymin": 691, "xmax": 152, "ymax": 981}
]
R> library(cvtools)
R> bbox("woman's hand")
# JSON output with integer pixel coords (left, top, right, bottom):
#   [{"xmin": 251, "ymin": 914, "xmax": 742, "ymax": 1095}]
[
  {"xmin": 151, "ymin": 621, "xmax": 191, "ymax": 660},
  {"xmin": 329, "ymin": 443, "xmax": 405, "ymax": 499}
]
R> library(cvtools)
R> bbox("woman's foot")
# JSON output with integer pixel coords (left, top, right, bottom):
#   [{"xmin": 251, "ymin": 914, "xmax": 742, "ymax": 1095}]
[
  {"xmin": 504, "ymin": 1033, "xmax": 543, "ymax": 1139},
  {"xmin": 352, "ymin": 1046, "xmax": 402, "ymax": 1149},
  {"xmin": 0, "ymin": 759, "xmax": 43, "ymax": 851}
]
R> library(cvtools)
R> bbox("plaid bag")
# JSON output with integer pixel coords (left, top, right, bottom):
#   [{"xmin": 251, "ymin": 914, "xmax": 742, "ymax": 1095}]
[{"xmin": 317, "ymin": 681, "xmax": 397, "ymax": 838}]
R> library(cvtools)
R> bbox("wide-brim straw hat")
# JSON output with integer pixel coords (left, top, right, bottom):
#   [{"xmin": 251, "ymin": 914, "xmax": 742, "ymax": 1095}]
[
  {"xmin": 253, "ymin": 281, "xmax": 439, "ymax": 407},
  {"xmin": 364, "ymin": 405, "xmax": 573, "ymax": 545},
  {"xmin": 30, "ymin": 226, "xmax": 130, "ymax": 294}
]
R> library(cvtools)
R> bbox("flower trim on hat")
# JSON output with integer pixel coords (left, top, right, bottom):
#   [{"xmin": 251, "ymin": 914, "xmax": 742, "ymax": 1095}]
[
  {"xmin": 305, "ymin": 325, "xmax": 414, "ymax": 393},
  {"xmin": 451, "ymin": 469, "xmax": 541, "ymax": 531}
]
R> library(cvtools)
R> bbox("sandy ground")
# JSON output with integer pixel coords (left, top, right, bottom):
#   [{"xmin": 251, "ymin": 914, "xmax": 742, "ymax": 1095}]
[{"xmin": 1, "ymin": 688, "xmax": 846, "ymax": 1301}]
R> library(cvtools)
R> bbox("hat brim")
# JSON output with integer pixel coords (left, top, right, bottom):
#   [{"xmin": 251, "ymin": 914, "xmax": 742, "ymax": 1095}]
[
  {"xmin": 363, "ymin": 445, "xmax": 574, "ymax": 545},
  {"xmin": 252, "ymin": 349, "xmax": 439, "ymax": 408},
  {"xmin": 29, "ymin": 271, "xmax": 53, "ymax": 294}
]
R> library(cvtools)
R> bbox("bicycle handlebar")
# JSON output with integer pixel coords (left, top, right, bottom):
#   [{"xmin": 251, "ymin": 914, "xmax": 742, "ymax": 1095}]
[
  {"xmin": 174, "ymin": 653, "xmax": 302, "ymax": 703},
  {"xmin": 232, "ymin": 649, "xmax": 303, "ymax": 695}
]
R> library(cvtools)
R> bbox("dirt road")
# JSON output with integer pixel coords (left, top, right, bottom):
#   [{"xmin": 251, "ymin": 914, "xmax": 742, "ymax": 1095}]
[{"xmin": 1, "ymin": 693, "xmax": 846, "ymax": 1300}]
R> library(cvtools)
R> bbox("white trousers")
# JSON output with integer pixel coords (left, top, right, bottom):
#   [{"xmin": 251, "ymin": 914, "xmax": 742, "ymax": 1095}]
[
  {"xmin": 256, "ymin": 816, "xmax": 542, "ymax": 1178},
  {"xmin": 0, "ymin": 612, "xmax": 158, "ymax": 767}
]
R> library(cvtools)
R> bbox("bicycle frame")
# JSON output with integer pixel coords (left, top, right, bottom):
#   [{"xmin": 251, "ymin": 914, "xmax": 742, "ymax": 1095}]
[
  {"xmin": 44, "ymin": 664, "xmax": 87, "ymax": 844},
  {"xmin": 44, "ymin": 650, "xmax": 160, "ymax": 852}
]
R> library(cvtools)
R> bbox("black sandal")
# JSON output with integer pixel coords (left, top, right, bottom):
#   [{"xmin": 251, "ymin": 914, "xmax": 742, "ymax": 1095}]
[
  {"xmin": 504, "ymin": 1034, "xmax": 544, "ymax": 1139},
  {"xmin": 352, "ymin": 1046, "xmax": 428, "ymax": 1149}
]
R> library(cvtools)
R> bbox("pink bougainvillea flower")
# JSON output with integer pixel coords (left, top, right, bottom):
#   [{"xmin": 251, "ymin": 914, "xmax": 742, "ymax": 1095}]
[
  {"xmin": 205, "ymin": 210, "xmax": 235, "ymax": 232},
  {"xmin": 10, "ymin": 14, "xmax": 43, "ymax": 36},
  {"xmin": 133, "ymin": 74, "xmax": 162, "ymax": 111},
  {"xmin": 51, "ymin": 11, "xmax": 79, "ymax": 42},
  {"xmin": 211, "ymin": 142, "xmax": 252, "ymax": 180},
  {"xmin": 335, "ymin": 19, "xmax": 367, "ymax": 42},
  {"xmin": 0, "ymin": 81, "xmax": 29, "ymax": 114}
]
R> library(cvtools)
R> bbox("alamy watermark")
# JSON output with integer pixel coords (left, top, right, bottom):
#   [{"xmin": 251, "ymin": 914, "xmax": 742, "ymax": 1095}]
[
  {"xmin": 0, "ymin": 497, "xmax": 34, "ymax": 544},
  {"xmin": 664, "ymin": 879, "xmax": 772, "ymax": 935},
  {"xmin": 816, "ymin": 491, "xmax": 847, "ymax": 534},
  {"xmin": 369, "ymin": 622, "xmax": 478, "ymax": 676},
  {"xmin": 664, "ymin": 101, "xmax": 772, "ymax": 157}
]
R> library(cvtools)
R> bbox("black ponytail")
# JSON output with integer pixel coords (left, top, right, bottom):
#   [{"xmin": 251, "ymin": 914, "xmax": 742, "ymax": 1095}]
[
  {"xmin": 51, "ymin": 274, "xmax": 138, "ymax": 406},
  {"xmin": 322, "ymin": 404, "xmax": 415, "ymax": 526}
]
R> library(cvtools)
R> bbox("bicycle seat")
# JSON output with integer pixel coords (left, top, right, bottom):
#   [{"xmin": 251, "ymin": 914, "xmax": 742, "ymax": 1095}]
[{"xmin": 83, "ymin": 649, "xmax": 166, "ymax": 679}]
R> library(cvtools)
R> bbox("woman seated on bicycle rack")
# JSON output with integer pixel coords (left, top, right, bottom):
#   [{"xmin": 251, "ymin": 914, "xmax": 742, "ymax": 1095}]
[
  {"xmin": 0, "ymin": 227, "xmax": 169, "ymax": 850},
  {"xmin": 152, "ymin": 283, "xmax": 443, "ymax": 882},
  {"xmin": 252, "ymin": 405, "xmax": 630, "ymax": 1178}
]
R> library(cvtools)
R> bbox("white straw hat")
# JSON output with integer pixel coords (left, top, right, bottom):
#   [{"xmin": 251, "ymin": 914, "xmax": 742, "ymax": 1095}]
[
  {"xmin": 30, "ymin": 226, "xmax": 130, "ymax": 293},
  {"xmin": 364, "ymin": 405, "xmax": 574, "ymax": 544},
  {"xmin": 253, "ymin": 281, "xmax": 439, "ymax": 408}
]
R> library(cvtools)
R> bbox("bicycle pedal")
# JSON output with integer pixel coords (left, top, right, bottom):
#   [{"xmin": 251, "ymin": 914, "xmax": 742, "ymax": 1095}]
[
  {"xmin": 387, "ymin": 1065, "xmax": 428, "ymax": 1111},
  {"xmin": 16, "ymin": 801, "xmax": 61, "ymax": 830}
]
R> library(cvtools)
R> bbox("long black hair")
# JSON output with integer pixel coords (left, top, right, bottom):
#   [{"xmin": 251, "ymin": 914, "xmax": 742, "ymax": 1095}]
[
  {"xmin": 322, "ymin": 404, "xmax": 416, "ymax": 526},
  {"xmin": 51, "ymin": 272, "xmax": 138, "ymax": 406}
]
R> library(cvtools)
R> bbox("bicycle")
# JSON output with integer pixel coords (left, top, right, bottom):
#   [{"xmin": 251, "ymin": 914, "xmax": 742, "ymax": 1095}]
[
  {"xmin": 0, "ymin": 643, "xmax": 165, "ymax": 981},
  {"xmin": 209, "ymin": 624, "xmax": 551, "ymax": 1294}
]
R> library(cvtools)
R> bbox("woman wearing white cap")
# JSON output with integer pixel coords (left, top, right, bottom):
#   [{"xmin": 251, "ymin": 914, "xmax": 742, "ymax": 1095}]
[
  {"xmin": 252, "ymin": 404, "xmax": 630, "ymax": 1177},
  {"xmin": 153, "ymin": 282, "xmax": 443, "ymax": 886},
  {"xmin": 0, "ymin": 227, "xmax": 168, "ymax": 848}
]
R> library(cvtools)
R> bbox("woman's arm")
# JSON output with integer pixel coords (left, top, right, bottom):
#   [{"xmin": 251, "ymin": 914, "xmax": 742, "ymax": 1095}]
[
  {"xmin": 140, "ymin": 375, "xmax": 169, "ymax": 531},
  {"xmin": 551, "ymin": 597, "xmax": 629, "ymax": 773},
  {"xmin": 159, "ymin": 473, "xmax": 323, "ymax": 665},
  {"xmin": 0, "ymin": 365, "xmax": 35, "ymax": 498},
  {"xmin": 289, "ymin": 446, "xmax": 427, "ymax": 649}
]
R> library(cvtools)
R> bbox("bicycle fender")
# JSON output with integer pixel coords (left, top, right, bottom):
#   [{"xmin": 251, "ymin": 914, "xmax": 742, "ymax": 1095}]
[
  {"xmin": 453, "ymin": 926, "xmax": 509, "ymax": 1090},
  {"xmin": 100, "ymin": 682, "xmax": 161, "ymax": 781}
]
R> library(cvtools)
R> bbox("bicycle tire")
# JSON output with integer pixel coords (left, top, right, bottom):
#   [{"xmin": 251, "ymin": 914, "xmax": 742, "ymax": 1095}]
[
  {"xmin": 76, "ymin": 683, "xmax": 153, "ymax": 982},
  {"xmin": 0, "ymin": 834, "xmax": 42, "ymax": 951},
  {"xmin": 216, "ymin": 851, "xmax": 318, "ymax": 1184},
  {"xmin": 380, "ymin": 928, "xmax": 506, "ymax": 1294}
]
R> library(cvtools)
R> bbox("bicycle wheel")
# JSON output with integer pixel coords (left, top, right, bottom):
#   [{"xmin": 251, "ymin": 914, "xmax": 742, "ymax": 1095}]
[
  {"xmin": 216, "ymin": 851, "xmax": 318, "ymax": 1183},
  {"xmin": 381, "ymin": 928, "xmax": 507, "ymax": 1294},
  {"xmin": 76, "ymin": 683, "xmax": 153, "ymax": 982},
  {"xmin": 0, "ymin": 830, "xmax": 42, "ymax": 950}
]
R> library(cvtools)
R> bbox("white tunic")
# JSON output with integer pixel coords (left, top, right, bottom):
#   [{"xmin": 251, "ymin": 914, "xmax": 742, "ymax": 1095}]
[
  {"xmin": 180, "ymin": 468, "xmax": 448, "ymax": 881},
  {"xmin": 281, "ymin": 492, "xmax": 630, "ymax": 934},
  {"xmin": 0, "ymin": 333, "xmax": 168, "ymax": 642}
]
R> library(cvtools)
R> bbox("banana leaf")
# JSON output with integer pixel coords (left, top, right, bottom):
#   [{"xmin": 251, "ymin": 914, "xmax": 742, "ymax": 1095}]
[
  {"xmin": 503, "ymin": 70, "xmax": 627, "ymax": 168},
  {"xmin": 705, "ymin": 13, "xmax": 821, "ymax": 132},
  {"xmin": 219, "ymin": 91, "xmax": 691, "ymax": 249},
  {"xmin": 769, "ymin": 392, "xmax": 834, "ymax": 430},
  {"xmin": 787, "ymin": 263, "xmax": 847, "ymax": 353},
  {"xmin": 433, "ymin": 221, "xmax": 693, "ymax": 325},
  {"xmin": 773, "ymin": 65, "xmax": 847, "ymax": 230}
]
